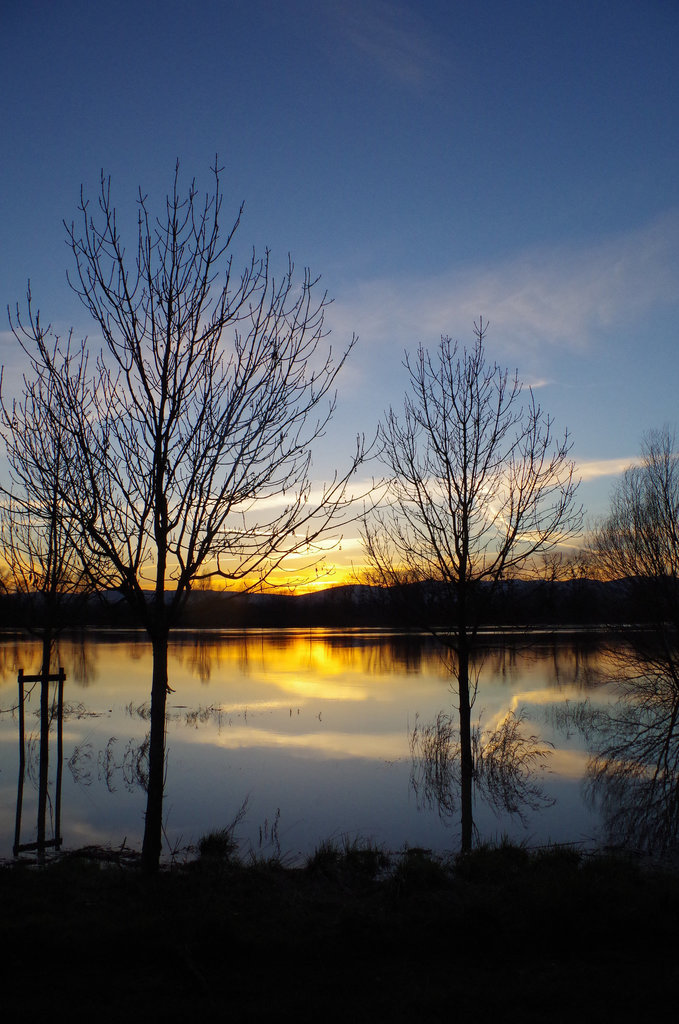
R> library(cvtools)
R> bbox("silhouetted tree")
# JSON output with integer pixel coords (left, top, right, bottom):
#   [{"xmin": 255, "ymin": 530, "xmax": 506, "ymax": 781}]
[
  {"xmin": 592, "ymin": 427, "xmax": 679, "ymax": 635},
  {"xmin": 1, "ymin": 349, "xmax": 99, "ymax": 856},
  {"xmin": 7, "ymin": 162, "xmax": 365, "ymax": 872},
  {"xmin": 362, "ymin": 320, "xmax": 580, "ymax": 850},
  {"xmin": 1, "ymin": 336, "xmax": 105, "ymax": 616},
  {"xmin": 586, "ymin": 428, "xmax": 679, "ymax": 855}
]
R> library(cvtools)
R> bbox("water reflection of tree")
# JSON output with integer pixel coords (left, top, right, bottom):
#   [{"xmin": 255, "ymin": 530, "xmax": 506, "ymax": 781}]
[
  {"xmin": 0, "ymin": 640, "xmax": 25, "ymax": 681},
  {"xmin": 0, "ymin": 635, "xmax": 98, "ymax": 687},
  {"xmin": 585, "ymin": 428, "xmax": 679, "ymax": 858},
  {"xmin": 64, "ymin": 636, "xmax": 98, "ymax": 687},
  {"xmin": 169, "ymin": 630, "xmax": 459, "ymax": 681},
  {"xmin": 167, "ymin": 630, "xmax": 607, "ymax": 684},
  {"xmin": 188, "ymin": 640, "xmax": 214, "ymax": 683},
  {"xmin": 476, "ymin": 637, "xmax": 601, "ymax": 692},
  {"xmin": 410, "ymin": 707, "xmax": 554, "ymax": 831},
  {"xmin": 582, "ymin": 643, "xmax": 679, "ymax": 859},
  {"xmin": 411, "ymin": 637, "xmax": 599, "ymax": 837}
]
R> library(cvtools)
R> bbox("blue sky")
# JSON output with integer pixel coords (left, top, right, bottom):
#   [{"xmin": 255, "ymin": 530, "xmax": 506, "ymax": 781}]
[{"xmin": 2, "ymin": 0, "xmax": 678, "ymax": 577}]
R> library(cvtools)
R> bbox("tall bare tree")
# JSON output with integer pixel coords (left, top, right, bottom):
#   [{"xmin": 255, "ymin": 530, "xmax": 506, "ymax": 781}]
[
  {"xmin": 362, "ymin": 320, "xmax": 580, "ymax": 850},
  {"xmin": 6, "ymin": 162, "xmax": 366, "ymax": 872}
]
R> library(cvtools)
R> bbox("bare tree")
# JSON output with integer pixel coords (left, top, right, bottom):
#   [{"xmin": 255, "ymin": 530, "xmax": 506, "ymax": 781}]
[
  {"xmin": 1, "ymin": 335, "xmax": 105, "ymax": 617},
  {"xmin": 0, "ymin": 347, "xmax": 101, "ymax": 858},
  {"xmin": 586, "ymin": 429, "xmax": 679, "ymax": 855},
  {"xmin": 592, "ymin": 427, "xmax": 679, "ymax": 635},
  {"xmin": 6, "ymin": 161, "xmax": 366, "ymax": 872},
  {"xmin": 362, "ymin": 320, "xmax": 580, "ymax": 850}
]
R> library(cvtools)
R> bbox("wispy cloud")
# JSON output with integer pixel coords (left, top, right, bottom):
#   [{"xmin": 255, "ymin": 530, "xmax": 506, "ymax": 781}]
[
  {"xmin": 330, "ymin": 0, "xmax": 448, "ymax": 89},
  {"xmin": 576, "ymin": 457, "xmax": 643, "ymax": 482},
  {"xmin": 329, "ymin": 208, "xmax": 679, "ymax": 356}
]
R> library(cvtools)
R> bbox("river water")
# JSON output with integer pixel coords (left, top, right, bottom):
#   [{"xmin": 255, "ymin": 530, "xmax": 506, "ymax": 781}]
[{"xmin": 0, "ymin": 628, "xmax": 652, "ymax": 863}]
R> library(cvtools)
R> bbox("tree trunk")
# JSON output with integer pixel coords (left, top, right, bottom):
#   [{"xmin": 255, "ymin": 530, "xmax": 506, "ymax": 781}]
[
  {"xmin": 141, "ymin": 630, "xmax": 169, "ymax": 874},
  {"xmin": 36, "ymin": 632, "xmax": 51, "ymax": 862},
  {"xmin": 458, "ymin": 644, "xmax": 474, "ymax": 854}
]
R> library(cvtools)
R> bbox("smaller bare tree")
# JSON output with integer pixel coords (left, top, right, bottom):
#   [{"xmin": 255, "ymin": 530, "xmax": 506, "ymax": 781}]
[
  {"xmin": 592, "ymin": 427, "xmax": 679, "ymax": 637},
  {"xmin": 1, "ymin": 342, "xmax": 103, "ymax": 856},
  {"xmin": 587, "ymin": 428, "xmax": 679, "ymax": 856},
  {"xmin": 362, "ymin": 320, "xmax": 581, "ymax": 850},
  {"xmin": 1, "ymin": 331, "xmax": 106, "ymax": 621}
]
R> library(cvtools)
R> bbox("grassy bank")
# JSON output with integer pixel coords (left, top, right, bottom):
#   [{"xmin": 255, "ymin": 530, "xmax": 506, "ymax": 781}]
[{"xmin": 2, "ymin": 840, "xmax": 679, "ymax": 1021}]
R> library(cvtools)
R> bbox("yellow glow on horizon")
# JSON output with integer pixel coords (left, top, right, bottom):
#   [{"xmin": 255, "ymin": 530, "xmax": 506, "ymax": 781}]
[
  {"xmin": 256, "ymin": 559, "xmax": 368, "ymax": 594},
  {"xmin": 188, "ymin": 558, "xmax": 366, "ymax": 596}
]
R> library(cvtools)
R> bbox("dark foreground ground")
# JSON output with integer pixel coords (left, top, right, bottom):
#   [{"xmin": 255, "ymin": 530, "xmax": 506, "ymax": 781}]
[{"xmin": 2, "ymin": 841, "xmax": 678, "ymax": 1022}]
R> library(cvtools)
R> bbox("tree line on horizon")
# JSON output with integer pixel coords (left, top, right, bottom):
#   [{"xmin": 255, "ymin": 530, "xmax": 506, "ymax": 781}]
[
  {"xmin": 0, "ymin": 163, "xmax": 676, "ymax": 869},
  {"xmin": 0, "ymin": 572, "xmax": 661, "ymax": 631}
]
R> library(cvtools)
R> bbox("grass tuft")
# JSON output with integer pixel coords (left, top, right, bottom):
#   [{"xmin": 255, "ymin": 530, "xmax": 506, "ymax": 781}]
[
  {"xmin": 198, "ymin": 828, "xmax": 238, "ymax": 862},
  {"xmin": 390, "ymin": 846, "xmax": 452, "ymax": 893},
  {"xmin": 306, "ymin": 835, "xmax": 390, "ymax": 885},
  {"xmin": 197, "ymin": 797, "xmax": 249, "ymax": 864},
  {"xmin": 454, "ymin": 836, "xmax": 530, "ymax": 882}
]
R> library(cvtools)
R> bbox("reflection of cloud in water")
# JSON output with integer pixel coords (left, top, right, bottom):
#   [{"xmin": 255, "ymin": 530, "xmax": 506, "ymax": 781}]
[
  {"xmin": 187, "ymin": 726, "xmax": 406, "ymax": 761},
  {"xmin": 549, "ymin": 748, "xmax": 591, "ymax": 778},
  {"xmin": 246, "ymin": 676, "xmax": 370, "ymax": 701},
  {"xmin": 468, "ymin": 688, "xmax": 604, "ymax": 739}
]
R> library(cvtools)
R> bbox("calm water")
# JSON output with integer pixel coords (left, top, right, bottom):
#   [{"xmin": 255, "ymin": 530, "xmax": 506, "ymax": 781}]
[{"xmin": 0, "ymin": 628, "xmax": 639, "ymax": 863}]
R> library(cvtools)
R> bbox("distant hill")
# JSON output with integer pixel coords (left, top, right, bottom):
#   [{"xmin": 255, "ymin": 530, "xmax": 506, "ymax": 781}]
[
  {"xmin": 173, "ymin": 577, "xmax": 635, "ymax": 630},
  {"xmin": 0, "ymin": 576, "xmax": 665, "ymax": 631}
]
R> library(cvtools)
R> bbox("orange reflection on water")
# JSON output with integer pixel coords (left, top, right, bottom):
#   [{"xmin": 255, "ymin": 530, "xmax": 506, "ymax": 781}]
[
  {"xmin": 171, "ymin": 629, "xmax": 454, "ymax": 684},
  {"xmin": 0, "ymin": 629, "xmax": 613, "ymax": 708}
]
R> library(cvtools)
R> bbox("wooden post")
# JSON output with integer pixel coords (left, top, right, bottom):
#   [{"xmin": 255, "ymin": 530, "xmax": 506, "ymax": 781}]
[
  {"xmin": 13, "ymin": 670, "xmax": 26, "ymax": 857},
  {"xmin": 37, "ymin": 658, "xmax": 50, "ymax": 861},
  {"xmin": 55, "ymin": 668, "xmax": 65, "ymax": 851},
  {"xmin": 13, "ymin": 667, "xmax": 66, "ymax": 858}
]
